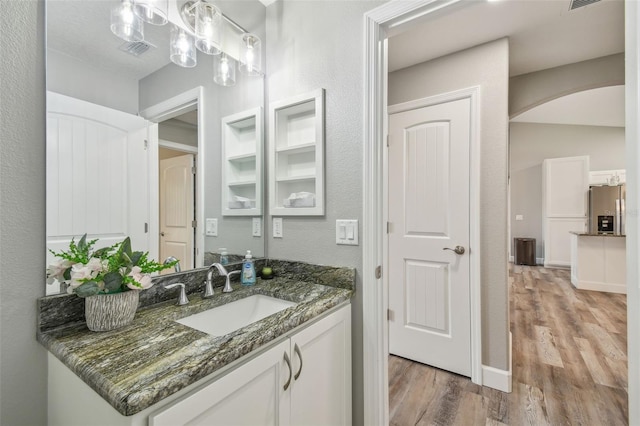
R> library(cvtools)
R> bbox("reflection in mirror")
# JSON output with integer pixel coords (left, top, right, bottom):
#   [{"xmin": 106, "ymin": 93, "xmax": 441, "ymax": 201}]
[{"xmin": 45, "ymin": 0, "xmax": 266, "ymax": 294}]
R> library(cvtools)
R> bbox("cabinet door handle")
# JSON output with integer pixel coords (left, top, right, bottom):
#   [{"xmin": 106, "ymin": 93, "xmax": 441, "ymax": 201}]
[
  {"xmin": 283, "ymin": 351, "xmax": 292, "ymax": 391},
  {"xmin": 293, "ymin": 343, "xmax": 303, "ymax": 380}
]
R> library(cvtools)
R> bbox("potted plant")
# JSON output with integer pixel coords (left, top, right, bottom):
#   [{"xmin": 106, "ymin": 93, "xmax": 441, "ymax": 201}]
[{"xmin": 46, "ymin": 234, "xmax": 176, "ymax": 331}]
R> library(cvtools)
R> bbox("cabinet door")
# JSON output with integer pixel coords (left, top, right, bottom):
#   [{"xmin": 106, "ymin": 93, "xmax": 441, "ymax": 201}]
[
  {"xmin": 543, "ymin": 156, "xmax": 589, "ymax": 217},
  {"xmin": 149, "ymin": 340, "xmax": 291, "ymax": 426},
  {"xmin": 289, "ymin": 305, "xmax": 352, "ymax": 426}
]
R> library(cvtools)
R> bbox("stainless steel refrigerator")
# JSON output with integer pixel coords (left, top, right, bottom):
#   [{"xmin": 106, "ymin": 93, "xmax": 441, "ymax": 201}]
[{"xmin": 589, "ymin": 184, "xmax": 626, "ymax": 234}]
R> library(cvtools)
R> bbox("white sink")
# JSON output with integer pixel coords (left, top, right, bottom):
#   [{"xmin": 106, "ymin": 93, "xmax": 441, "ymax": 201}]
[{"xmin": 176, "ymin": 295, "xmax": 297, "ymax": 336}]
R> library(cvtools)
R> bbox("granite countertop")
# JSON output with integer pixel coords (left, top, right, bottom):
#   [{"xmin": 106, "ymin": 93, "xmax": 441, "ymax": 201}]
[
  {"xmin": 569, "ymin": 231, "xmax": 626, "ymax": 237},
  {"xmin": 37, "ymin": 273, "xmax": 353, "ymax": 416}
]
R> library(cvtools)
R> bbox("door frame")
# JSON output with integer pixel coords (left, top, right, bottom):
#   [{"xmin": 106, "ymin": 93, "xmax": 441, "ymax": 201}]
[
  {"xmin": 139, "ymin": 87, "xmax": 205, "ymax": 269},
  {"xmin": 387, "ymin": 86, "xmax": 482, "ymax": 382},
  {"xmin": 363, "ymin": 2, "xmax": 640, "ymax": 425}
]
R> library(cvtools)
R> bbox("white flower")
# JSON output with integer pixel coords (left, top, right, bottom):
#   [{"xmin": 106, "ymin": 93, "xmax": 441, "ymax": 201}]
[
  {"xmin": 127, "ymin": 266, "xmax": 153, "ymax": 290},
  {"xmin": 46, "ymin": 259, "xmax": 72, "ymax": 285},
  {"xmin": 69, "ymin": 261, "xmax": 102, "ymax": 290}
]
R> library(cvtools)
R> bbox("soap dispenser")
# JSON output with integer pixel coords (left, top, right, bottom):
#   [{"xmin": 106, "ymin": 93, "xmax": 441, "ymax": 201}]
[{"xmin": 241, "ymin": 250, "xmax": 256, "ymax": 286}]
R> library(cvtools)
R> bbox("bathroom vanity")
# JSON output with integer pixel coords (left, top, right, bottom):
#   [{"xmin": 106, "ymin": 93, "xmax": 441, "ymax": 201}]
[{"xmin": 39, "ymin": 262, "xmax": 353, "ymax": 425}]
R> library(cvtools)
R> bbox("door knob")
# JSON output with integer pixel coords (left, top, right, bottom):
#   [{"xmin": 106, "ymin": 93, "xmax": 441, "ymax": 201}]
[
  {"xmin": 443, "ymin": 246, "xmax": 465, "ymax": 255},
  {"xmin": 160, "ymin": 232, "xmax": 165, "ymax": 237}
]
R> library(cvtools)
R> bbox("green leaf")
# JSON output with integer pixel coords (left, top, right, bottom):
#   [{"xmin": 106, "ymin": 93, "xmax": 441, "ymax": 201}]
[
  {"xmin": 130, "ymin": 251, "xmax": 143, "ymax": 266},
  {"xmin": 63, "ymin": 267, "xmax": 72, "ymax": 281},
  {"xmin": 75, "ymin": 281, "xmax": 101, "ymax": 297},
  {"xmin": 121, "ymin": 237, "xmax": 132, "ymax": 258},
  {"xmin": 103, "ymin": 272, "xmax": 123, "ymax": 292},
  {"xmin": 78, "ymin": 234, "xmax": 87, "ymax": 252}
]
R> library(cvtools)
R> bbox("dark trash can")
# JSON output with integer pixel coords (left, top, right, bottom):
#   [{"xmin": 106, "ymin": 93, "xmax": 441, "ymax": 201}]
[{"xmin": 514, "ymin": 238, "xmax": 536, "ymax": 266}]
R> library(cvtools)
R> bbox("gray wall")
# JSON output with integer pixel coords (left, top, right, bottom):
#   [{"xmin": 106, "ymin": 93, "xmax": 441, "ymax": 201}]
[
  {"xmin": 265, "ymin": 1, "xmax": 383, "ymax": 424},
  {"xmin": 509, "ymin": 122, "xmax": 626, "ymax": 258},
  {"xmin": 388, "ymin": 39, "xmax": 511, "ymax": 370},
  {"xmin": 47, "ymin": 48, "xmax": 138, "ymax": 115},
  {"xmin": 159, "ymin": 121, "xmax": 198, "ymax": 147},
  {"xmin": 0, "ymin": 1, "xmax": 48, "ymax": 424}
]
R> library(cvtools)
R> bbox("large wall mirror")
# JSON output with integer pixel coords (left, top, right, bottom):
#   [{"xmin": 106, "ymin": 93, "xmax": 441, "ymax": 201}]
[{"xmin": 45, "ymin": 0, "xmax": 266, "ymax": 295}]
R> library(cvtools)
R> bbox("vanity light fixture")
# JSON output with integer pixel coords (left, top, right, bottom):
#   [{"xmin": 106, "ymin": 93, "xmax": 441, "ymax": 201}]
[
  {"xmin": 213, "ymin": 53, "xmax": 236, "ymax": 86},
  {"xmin": 134, "ymin": 0, "xmax": 168, "ymax": 25},
  {"xmin": 193, "ymin": 0, "xmax": 222, "ymax": 55},
  {"xmin": 239, "ymin": 33, "xmax": 261, "ymax": 76},
  {"xmin": 110, "ymin": 0, "xmax": 144, "ymax": 43},
  {"xmin": 170, "ymin": 25, "xmax": 197, "ymax": 68},
  {"xmin": 109, "ymin": 0, "xmax": 263, "ymax": 86}
]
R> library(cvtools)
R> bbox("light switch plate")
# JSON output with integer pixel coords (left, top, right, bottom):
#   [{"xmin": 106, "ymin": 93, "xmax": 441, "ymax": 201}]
[
  {"xmin": 273, "ymin": 218, "xmax": 283, "ymax": 238},
  {"xmin": 252, "ymin": 218, "xmax": 262, "ymax": 237},
  {"xmin": 336, "ymin": 220, "xmax": 359, "ymax": 245},
  {"xmin": 206, "ymin": 218, "xmax": 218, "ymax": 236}
]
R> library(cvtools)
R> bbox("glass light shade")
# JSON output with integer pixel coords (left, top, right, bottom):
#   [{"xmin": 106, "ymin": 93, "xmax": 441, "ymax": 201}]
[
  {"xmin": 134, "ymin": 0, "xmax": 168, "ymax": 25},
  {"xmin": 110, "ymin": 0, "xmax": 144, "ymax": 42},
  {"xmin": 170, "ymin": 25, "xmax": 197, "ymax": 68},
  {"xmin": 195, "ymin": 1, "xmax": 222, "ymax": 55},
  {"xmin": 239, "ymin": 33, "xmax": 262, "ymax": 76},
  {"xmin": 213, "ymin": 53, "xmax": 236, "ymax": 86}
]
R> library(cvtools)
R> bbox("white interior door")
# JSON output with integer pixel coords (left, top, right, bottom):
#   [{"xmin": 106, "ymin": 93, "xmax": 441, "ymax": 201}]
[
  {"xmin": 46, "ymin": 92, "xmax": 151, "ymax": 294},
  {"xmin": 388, "ymin": 97, "xmax": 472, "ymax": 377},
  {"xmin": 159, "ymin": 154, "xmax": 194, "ymax": 271}
]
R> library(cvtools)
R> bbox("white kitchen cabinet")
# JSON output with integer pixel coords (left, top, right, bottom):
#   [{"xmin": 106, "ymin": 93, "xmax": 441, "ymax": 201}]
[
  {"xmin": 542, "ymin": 156, "xmax": 589, "ymax": 267},
  {"xmin": 269, "ymin": 89, "xmax": 325, "ymax": 216},
  {"xmin": 152, "ymin": 304, "xmax": 351, "ymax": 425},
  {"xmin": 221, "ymin": 107, "xmax": 263, "ymax": 216}
]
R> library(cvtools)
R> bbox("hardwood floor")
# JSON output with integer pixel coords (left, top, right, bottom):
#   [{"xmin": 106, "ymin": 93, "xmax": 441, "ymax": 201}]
[{"xmin": 389, "ymin": 265, "xmax": 628, "ymax": 425}]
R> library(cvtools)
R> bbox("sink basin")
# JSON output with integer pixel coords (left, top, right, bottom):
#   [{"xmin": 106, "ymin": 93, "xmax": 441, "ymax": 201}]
[{"xmin": 176, "ymin": 295, "xmax": 297, "ymax": 336}]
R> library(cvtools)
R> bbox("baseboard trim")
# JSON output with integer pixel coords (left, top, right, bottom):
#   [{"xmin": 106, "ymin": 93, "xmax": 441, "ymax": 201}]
[{"xmin": 482, "ymin": 332, "xmax": 512, "ymax": 393}]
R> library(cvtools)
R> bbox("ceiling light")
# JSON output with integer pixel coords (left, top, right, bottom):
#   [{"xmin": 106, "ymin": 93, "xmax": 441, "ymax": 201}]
[
  {"xmin": 239, "ymin": 33, "xmax": 262, "ymax": 76},
  {"xmin": 110, "ymin": 0, "xmax": 144, "ymax": 43},
  {"xmin": 194, "ymin": 1, "xmax": 222, "ymax": 55},
  {"xmin": 213, "ymin": 53, "xmax": 236, "ymax": 86},
  {"xmin": 170, "ymin": 25, "xmax": 197, "ymax": 68}
]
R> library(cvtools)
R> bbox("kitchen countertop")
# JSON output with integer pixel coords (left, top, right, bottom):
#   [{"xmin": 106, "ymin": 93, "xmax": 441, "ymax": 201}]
[
  {"xmin": 37, "ymin": 277, "xmax": 353, "ymax": 416},
  {"xmin": 569, "ymin": 232, "xmax": 626, "ymax": 237}
]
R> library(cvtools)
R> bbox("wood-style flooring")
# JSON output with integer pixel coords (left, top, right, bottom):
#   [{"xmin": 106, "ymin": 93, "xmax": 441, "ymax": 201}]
[{"xmin": 389, "ymin": 265, "xmax": 628, "ymax": 425}]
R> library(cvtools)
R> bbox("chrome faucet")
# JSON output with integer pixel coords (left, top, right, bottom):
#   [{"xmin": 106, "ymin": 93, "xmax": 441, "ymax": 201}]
[
  {"xmin": 204, "ymin": 263, "xmax": 229, "ymax": 298},
  {"xmin": 164, "ymin": 256, "xmax": 181, "ymax": 273}
]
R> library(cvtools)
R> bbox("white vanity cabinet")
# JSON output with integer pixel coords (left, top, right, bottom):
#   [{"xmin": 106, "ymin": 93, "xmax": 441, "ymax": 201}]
[
  {"xmin": 269, "ymin": 89, "xmax": 325, "ymax": 216},
  {"xmin": 221, "ymin": 107, "xmax": 263, "ymax": 216},
  {"xmin": 150, "ymin": 304, "xmax": 351, "ymax": 425}
]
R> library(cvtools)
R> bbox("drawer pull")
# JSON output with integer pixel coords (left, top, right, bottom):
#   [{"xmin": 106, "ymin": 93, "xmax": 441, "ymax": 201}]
[
  {"xmin": 294, "ymin": 343, "xmax": 303, "ymax": 380},
  {"xmin": 283, "ymin": 351, "xmax": 292, "ymax": 391}
]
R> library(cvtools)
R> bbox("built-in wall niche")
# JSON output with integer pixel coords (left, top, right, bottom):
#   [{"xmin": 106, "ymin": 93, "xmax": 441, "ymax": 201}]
[
  {"xmin": 221, "ymin": 107, "xmax": 263, "ymax": 216},
  {"xmin": 269, "ymin": 88, "xmax": 325, "ymax": 216}
]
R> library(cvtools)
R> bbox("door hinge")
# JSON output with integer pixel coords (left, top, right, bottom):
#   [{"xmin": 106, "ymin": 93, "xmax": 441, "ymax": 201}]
[
  {"xmin": 192, "ymin": 220, "xmax": 197, "ymax": 228},
  {"xmin": 144, "ymin": 139, "xmax": 148, "ymax": 150},
  {"xmin": 387, "ymin": 222, "xmax": 390, "ymax": 234},
  {"xmin": 386, "ymin": 134, "xmax": 390, "ymax": 147},
  {"xmin": 144, "ymin": 222, "xmax": 148, "ymax": 233},
  {"xmin": 191, "ymin": 165, "xmax": 196, "ymax": 175},
  {"xmin": 375, "ymin": 265, "xmax": 382, "ymax": 279},
  {"xmin": 387, "ymin": 309, "xmax": 393, "ymax": 321}
]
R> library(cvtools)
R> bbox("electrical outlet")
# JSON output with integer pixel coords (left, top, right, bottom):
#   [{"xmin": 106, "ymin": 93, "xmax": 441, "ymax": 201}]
[
  {"xmin": 273, "ymin": 217, "xmax": 283, "ymax": 238},
  {"xmin": 205, "ymin": 218, "xmax": 218, "ymax": 236},
  {"xmin": 252, "ymin": 218, "xmax": 262, "ymax": 237}
]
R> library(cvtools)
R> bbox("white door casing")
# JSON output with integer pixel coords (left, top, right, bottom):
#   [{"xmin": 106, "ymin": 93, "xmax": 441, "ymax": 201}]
[
  {"xmin": 159, "ymin": 154, "xmax": 194, "ymax": 271},
  {"xmin": 46, "ymin": 92, "xmax": 151, "ymax": 294},
  {"xmin": 388, "ymin": 97, "xmax": 472, "ymax": 377}
]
